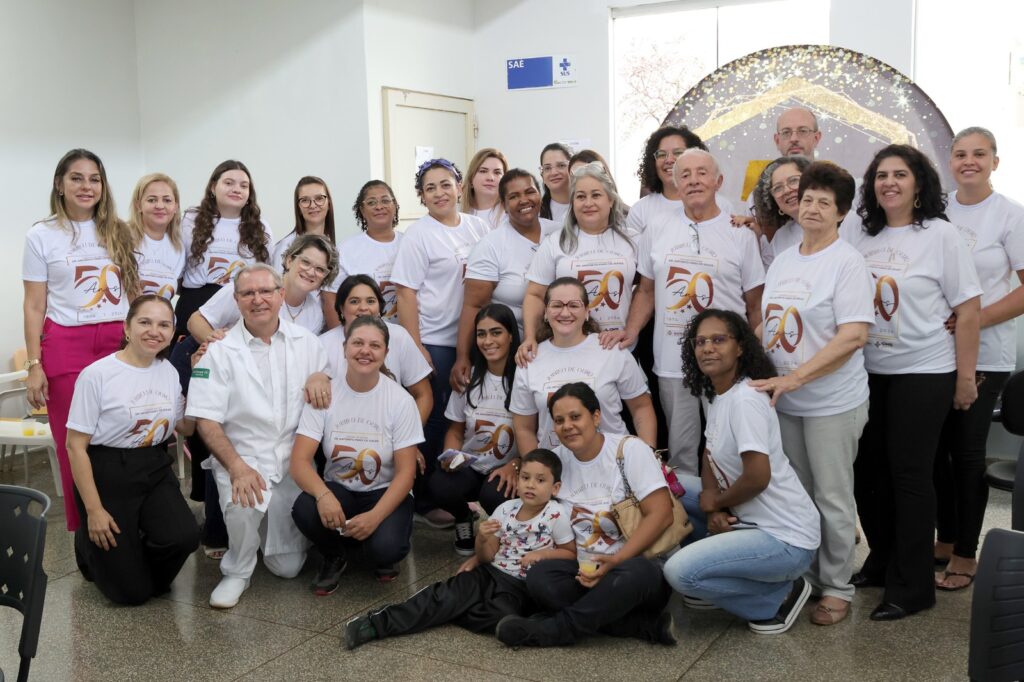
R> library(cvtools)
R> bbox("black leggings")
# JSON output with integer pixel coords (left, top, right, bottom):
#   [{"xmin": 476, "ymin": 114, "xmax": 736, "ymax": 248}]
[
  {"xmin": 934, "ymin": 371, "xmax": 1009, "ymax": 558},
  {"xmin": 74, "ymin": 444, "xmax": 200, "ymax": 605},
  {"xmin": 854, "ymin": 372, "xmax": 955, "ymax": 612},
  {"xmin": 426, "ymin": 466, "xmax": 513, "ymax": 522}
]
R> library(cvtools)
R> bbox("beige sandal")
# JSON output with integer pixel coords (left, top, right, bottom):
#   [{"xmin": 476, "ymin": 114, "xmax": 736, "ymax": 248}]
[
  {"xmin": 810, "ymin": 599, "xmax": 850, "ymax": 625},
  {"xmin": 204, "ymin": 546, "xmax": 227, "ymax": 560}
]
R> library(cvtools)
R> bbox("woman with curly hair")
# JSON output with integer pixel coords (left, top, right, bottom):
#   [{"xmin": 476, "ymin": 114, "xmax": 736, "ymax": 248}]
[
  {"xmin": 844, "ymin": 144, "xmax": 981, "ymax": 621},
  {"xmin": 749, "ymin": 155, "xmax": 812, "ymax": 268},
  {"xmin": 626, "ymin": 125, "xmax": 706, "ymax": 237},
  {"xmin": 175, "ymin": 160, "xmax": 271, "ymax": 341},
  {"xmin": 662, "ymin": 309, "xmax": 820, "ymax": 636}
]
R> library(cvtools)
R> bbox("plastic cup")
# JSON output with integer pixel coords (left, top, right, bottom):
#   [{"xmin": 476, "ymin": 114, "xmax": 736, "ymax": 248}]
[
  {"xmin": 578, "ymin": 552, "xmax": 601, "ymax": 576},
  {"xmin": 21, "ymin": 419, "xmax": 37, "ymax": 436}
]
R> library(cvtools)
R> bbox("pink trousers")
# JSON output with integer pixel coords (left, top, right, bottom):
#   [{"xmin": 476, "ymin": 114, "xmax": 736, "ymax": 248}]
[{"xmin": 40, "ymin": 318, "xmax": 124, "ymax": 530}]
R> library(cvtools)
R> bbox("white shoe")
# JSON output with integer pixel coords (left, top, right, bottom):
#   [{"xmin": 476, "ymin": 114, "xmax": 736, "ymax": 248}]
[{"xmin": 210, "ymin": 576, "xmax": 250, "ymax": 609}]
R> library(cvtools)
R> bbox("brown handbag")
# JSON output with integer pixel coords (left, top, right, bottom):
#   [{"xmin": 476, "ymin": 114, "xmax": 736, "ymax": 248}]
[{"xmin": 610, "ymin": 436, "xmax": 692, "ymax": 558}]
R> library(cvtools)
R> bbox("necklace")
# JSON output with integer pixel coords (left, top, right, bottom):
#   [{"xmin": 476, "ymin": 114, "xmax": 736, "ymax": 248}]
[{"xmin": 285, "ymin": 298, "xmax": 306, "ymax": 322}]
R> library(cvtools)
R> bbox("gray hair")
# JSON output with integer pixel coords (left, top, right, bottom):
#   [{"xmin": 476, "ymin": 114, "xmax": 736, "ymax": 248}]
[
  {"xmin": 281, "ymin": 233, "xmax": 339, "ymax": 290},
  {"xmin": 233, "ymin": 262, "xmax": 283, "ymax": 291},
  {"xmin": 560, "ymin": 162, "xmax": 633, "ymax": 254},
  {"xmin": 952, "ymin": 126, "xmax": 997, "ymax": 155},
  {"xmin": 673, "ymin": 148, "xmax": 722, "ymax": 184},
  {"xmin": 752, "ymin": 155, "xmax": 812, "ymax": 231}
]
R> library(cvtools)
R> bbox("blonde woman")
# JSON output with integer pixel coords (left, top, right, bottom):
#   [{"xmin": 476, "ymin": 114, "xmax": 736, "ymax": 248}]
[
  {"xmin": 461, "ymin": 148, "xmax": 508, "ymax": 227},
  {"xmin": 129, "ymin": 173, "xmax": 185, "ymax": 300}
]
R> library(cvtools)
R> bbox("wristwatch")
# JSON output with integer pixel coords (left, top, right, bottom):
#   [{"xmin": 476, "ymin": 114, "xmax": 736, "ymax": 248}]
[{"xmin": 23, "ymin": 358, "xmax": 41, "ymax": 371}]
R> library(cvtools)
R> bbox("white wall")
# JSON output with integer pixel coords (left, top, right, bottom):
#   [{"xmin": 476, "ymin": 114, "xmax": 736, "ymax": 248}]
[
  {"xmin": 0, "ymin": 0, "xmax": 143, "ymax": 363},
  {"xmin": 133, "ymin": 0, "xmax": 371, "ymax": 245}
]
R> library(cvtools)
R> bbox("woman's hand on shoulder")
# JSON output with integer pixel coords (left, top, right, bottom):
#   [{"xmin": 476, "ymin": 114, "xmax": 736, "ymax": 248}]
[{"xmin": 515, "ymin": 338, "xmax": 538, "ymax": 368}]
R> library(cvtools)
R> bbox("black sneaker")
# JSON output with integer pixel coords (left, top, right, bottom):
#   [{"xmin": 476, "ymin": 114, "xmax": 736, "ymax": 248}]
[
  {"xmin": 344, "ymin": 615, "xmax": 378, "ymax": 650},
  {"xmin": 652, "ymin": 611, "xmax": 677, "ymax": 646},
  {"xmin": 495, "ymin": 614, "xmax": 569, "ymax": 648},
  {"xmin": 748, "ymin": 576, "xmax": 811, "ymax": 634},
  {"xmin": 454, "ymin": 520, "xmax": 475, "ymax": 556},
  {"xmin": 311, "ymin": 555, "xmax": 347, "ymax": 596}
]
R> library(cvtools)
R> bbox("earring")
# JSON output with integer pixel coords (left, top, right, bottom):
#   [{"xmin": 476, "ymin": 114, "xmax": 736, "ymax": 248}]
[
  {"xmin": 124, "ymin": 334, "xmax": 130, "ymax": 343},
  {"xmin": 914, "ymin": 196, "xmax": 921, "ymax": 209},
  {"xmin": 778, "ymin": 208, "xmax": 786, "ymax": 216},
  {"xmin": 58, "ymin": 191, "xmax": 64, "ymax": 197}
]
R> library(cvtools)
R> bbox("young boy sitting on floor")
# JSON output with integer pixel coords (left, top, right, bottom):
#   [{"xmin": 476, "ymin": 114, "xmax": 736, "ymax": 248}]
[{"xmin": 345, "ymin": 449, "xmax": 576, "ymax": 648}]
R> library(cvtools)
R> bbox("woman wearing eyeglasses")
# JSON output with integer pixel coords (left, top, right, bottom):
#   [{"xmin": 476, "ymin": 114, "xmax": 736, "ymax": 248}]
[
  {"xmin": 750, "ymin": 156, "xmax": 812, "ymax": 269},
  {"xmin": 538, "ymin": 143, "xmax": 573, "ymax": 223},
  {"xmin": 462, "ymin": 148, "xmax": 508, "ymax": 228},
  {"xmin": 271, "ymin": 177, "xmax": 336, "ymax": 270},
  {"xmin": 510, "ymin": 277, "xmax": 655, "ymax": 455},
  {"xmin": 626, "ymin": 126, "xmax": 707, "ymax": 238},
  {"xmin": 325, "ymin": 181, "xmax": 403, "ymax": 330}
]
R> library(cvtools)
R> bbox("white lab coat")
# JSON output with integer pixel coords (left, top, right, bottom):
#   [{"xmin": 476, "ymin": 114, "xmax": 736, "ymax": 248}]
[{"xmin": 186, "ymin": 318, "xmax": 327, "ymax": 555}]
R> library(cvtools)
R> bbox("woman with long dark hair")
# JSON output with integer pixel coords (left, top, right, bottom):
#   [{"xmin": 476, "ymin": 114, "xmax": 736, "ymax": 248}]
[
  {"xmin": 538, "ymin": 143, "xmax": 572, "ymax": 222},
  {"xmin": 271, "ymin": 175, "xmax": 336, "ymax": 270}
]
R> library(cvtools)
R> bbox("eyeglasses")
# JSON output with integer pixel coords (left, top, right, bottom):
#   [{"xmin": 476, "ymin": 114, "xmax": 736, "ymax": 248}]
[
  {"xmin": 298, "ymin": 194, "xmax": 328, "ymax": 208},
  {"xmin": 688, "ymin": 222, "xmax": 701, "ymax": 254},
  {"xmin": 294, "ymin": 255, "xmax": 329, "ymax": 278},
  {"xmin": 362, "ymin": 197, "xmax": 394, "ymax": 209},
  {"xmin": 236, "ymin": 287, "xmax": 281, "ymax": 301},
  {"xmin": 547, "ymin": 300, "xmax": 586, "ymax": 312},
  {"xmin": 691, "ymin": 334, "xmax": 735, "ymax": 349},
  {"xmin": 777, "ymin": 127, "xmax": 817, "ymax": 138},
  {"xmin": 540, "ymin": 162, "xmax": 569, "ymax": 174},
  {"xmin": 770, "ymin": 175, "xmax": 802, "ymax": 196},
  {"xmin": 653, "ymin": 149, "xmax": 686, "ymax": 161}
]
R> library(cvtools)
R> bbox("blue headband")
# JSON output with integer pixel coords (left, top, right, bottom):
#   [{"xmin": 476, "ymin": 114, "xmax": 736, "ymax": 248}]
[{"xmin": 416, "ymin": 158, "xmax": 462, "ymax": 184}]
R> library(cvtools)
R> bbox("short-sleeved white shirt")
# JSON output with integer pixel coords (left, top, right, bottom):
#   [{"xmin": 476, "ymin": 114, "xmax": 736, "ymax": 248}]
[
  {"xmin": 67, "ymin": 354, "xmax": 184, "ymax": 448},
  {"xmin": 761, "ymin": 220, "xmax": 803, "ymax": 270},
  {"xmin": 22, "ymin": 219, "xmax": 129, "ymax": 326},
  {"xmin": 269, "ymin": 231, "xmax": 297, "ymax": 272},
  {"xmin": 527, "ymin": 228, "xmax": 637, "ymax": 333},
  {"xmin": 466, "ymin": 219, "xmax": 559, "ymax": 332},
  {"xmin": 296, "ymin": 374, "xmax": 424, "ymax": 492},
  {"xmin": 489, "ymin": 498, "xmax": 574, "ymax": 579},
  {"xmin": 637, "ymin": 211, "xmax": 764, "ymax": 377},
  {"xmin": 444, "ymin": 372, "xmax": 518, "ymax": 473},
  {"xmin": 704, "ymin": 381, "xmax": 820, "ymax": 550},
  {"xmin": 198, "ymin": 284, "xmax": 323, "ymax": 335},
  {"xmin": 548, "ymin": 200, "xmax": 570, "ymax": 224},
  {"xmin": 509, "ymin": 335, "xmax": 649, "ymax": 450},
  {"xmin": 330, "ymin": 231, "xmax": 404, "ymax": 320},
  {"xmin": 946, "ymin": 191, "xmax": 1024, "ymax": 371},
  {"xmin": 626, "ymin": 192, "xmax": 683, "ymax": 238},
  {"xmin": 137, "ymin": 234, "xmax": 186, "ymax": 300},
  {"xmin": 762, "ymin": 239, "xmax": 875, "ymax": 416},
  {"xmin": 554, "ymin": 433, "xmax": 667, "ymax": 556},
  {"xmin": 318, "ymin": 321, "xmax": 432, "ymax": 387},
  {"xmin": 843, "ymin": 218, "xmax": 983, "ymax": 374},
  {"xmin": 180, "ymin": 212, "xmax": 272, "ymax": 288},
  {"xmin": 391, "ymin": 213, "xmax": 490, "ymax": 346},
  {"xmin": 472, "ymin": 205, "xmax": 503, "ymax": 229}
]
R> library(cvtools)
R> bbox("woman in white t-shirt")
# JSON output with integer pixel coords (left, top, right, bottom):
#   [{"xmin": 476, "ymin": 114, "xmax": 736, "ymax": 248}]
[
  {"xmin": 522, "ymin": 162, "xmax": 638, "ymax": 355},
  {"xmin": 538, "ymin": 143, "xmax": 572, "ymax": 223},
  {"xmin": 664, "ymin": 309, "xmax": 820, "ymax": 635},
  {"xmin": 174, "ymin": 160, "xmax": 271, "ymax": 341},
  {"xmin": 66, "ymin": 295, "xmax": 200, "ymax": 604},
  {"xmin": 392, "ymin": 158, "xmax": 490, "ymax": 522},
  {"xmin": 933, "ymin": 127, "xmax": 1024, "ymax": 590},
  {"xmin": 188, "ymin": 234, "xmax": 337, "ymax": 341},
  {"xmin": 431, "ymin": 304, "xmax": 522, "ymax": 556},
  {"xmin": 461, "ymin": 148, "xmax": 507, "ymax": 228},
  {"xmin": 319, "ymin": 275, "xmax": 432, "ymax": 423},
  {"xmin": 450, "ymin": 170, "xmax": 559, "ymax": 391},
  {"xmin": 495, "ymin": 382, "xmax": 675, "ymax": 647},
  {"xmin": 270, "ymin": 177, "xmax": 337, "ymax": 321},
  {"xmin": 625, "ymin": 126, "xmax": 706, "ymax": 237},
  {"xmin": 752, "ymin": 162, "xmax": 874, "ymax": 625},
  {"xmin": 844, "ymin": 144, "xmax": 982, "ymax": 622},
  {"xmin": 749, "ymin": 156, "xmax": 811, "ymax": 268},
  {"xmin": 129, "ymin": 173, "xmax": 185, "ymax": 300},
  {"xmin": 328, "ymin": 181, "xmax": 403, "ymax": 329},
  {"xmin": 291, "ymin": 316, "xmax": 424, "ymax": 591},
  {"xmin": 23, "ymin": 149, "xmax": 140, "ymax": 531},
  {"xmin": 510, "ymin": 277, "xmax": 655, "ymax": 454}
]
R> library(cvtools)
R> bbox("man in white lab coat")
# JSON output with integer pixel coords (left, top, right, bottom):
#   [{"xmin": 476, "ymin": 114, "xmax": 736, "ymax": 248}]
[{"xmin": 187, "ymin": 263, "xmax": 329, "ymax": 608}]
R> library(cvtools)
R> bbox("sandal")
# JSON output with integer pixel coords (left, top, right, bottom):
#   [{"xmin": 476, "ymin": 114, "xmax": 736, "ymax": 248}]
[
  {"xmin": 810, "ymin": 599, "xmax": 850, "ymax": 625},
  {"xmin": 936, "ymin": 570, "xmax": 975, "ymax": 591},
  {"xmin": 204, "ymin": 546, "xmax": 227, "ymax": 560}
]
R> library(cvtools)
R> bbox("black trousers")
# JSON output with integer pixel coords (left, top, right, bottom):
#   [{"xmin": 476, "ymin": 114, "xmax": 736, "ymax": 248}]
[
  {"xmin": 74, "ymin": 444, "xmax": 200, "ymax": 605},
  {"xmin": 523, "ymin": 557, "xmax": 671, "ymax": 644},
  {"xmin": 371, "ymin": 563, "xmax": 529, "ymax": 637},
  {"xmin": 934, "ymin": 370, "xmax": 1009, "ymax": 558},
  {"xmin": 854, "ymin": 372, "xmax": 955, "ymax": 612},
  {"xmin": 291, "ymin": 483, "xmax": 413, "ymax": 568},
  {"xmin": 426, "ymin": 466, "xmax": 513, "ymax": 522}
]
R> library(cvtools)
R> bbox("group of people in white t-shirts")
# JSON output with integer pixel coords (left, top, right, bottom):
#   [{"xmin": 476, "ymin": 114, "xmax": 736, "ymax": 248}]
[{"xmin": 21, "ymin": 109, "xmax": 1023, "ymax": 645}]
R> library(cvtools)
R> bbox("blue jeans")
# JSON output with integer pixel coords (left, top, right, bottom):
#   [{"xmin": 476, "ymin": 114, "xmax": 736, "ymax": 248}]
[
  {"xmin": 663, "ymin": 476, "xmax": 814, "ymax": 621},
  {"xmin": 416, "ymin": 344, "xmax": 456, "ymax": 513}
]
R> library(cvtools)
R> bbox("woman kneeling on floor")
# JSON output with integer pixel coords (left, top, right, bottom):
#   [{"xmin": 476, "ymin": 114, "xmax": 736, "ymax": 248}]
[{"xmin": 663, "ymin": 309, "xmax": 821, "ymax": 635}]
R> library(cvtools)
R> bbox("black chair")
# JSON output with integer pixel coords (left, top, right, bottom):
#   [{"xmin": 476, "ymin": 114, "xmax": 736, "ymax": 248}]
[
  {"xmin": 0, "ymin": 485, "xmax": 50, "ymax": 682},
  {"xmin": 987, "ymin": 371, "xmax": 1024, "ymax": 531},
  {"xmin": 968, "ymin": 528, "xmax": 1024, "ymax": 682}
]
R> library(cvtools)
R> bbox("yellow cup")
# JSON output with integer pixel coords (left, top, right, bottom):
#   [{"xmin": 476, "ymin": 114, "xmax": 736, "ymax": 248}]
[
  {"xmin": 578, "ymin": 554, "xmax": 601, "ymax": 576},
  {"xmin": 21, "ymin": 419, "xmax": 37, "ymax": 436}
]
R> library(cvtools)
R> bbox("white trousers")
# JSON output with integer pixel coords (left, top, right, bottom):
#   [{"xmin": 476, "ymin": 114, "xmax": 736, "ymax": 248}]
[
  {"xmin": 216, "ymin": 477, "xmax": 308, "ymax": 581},
  {"xmin": 658, "ymin": 376, "xmax": 703, "ymax": 476}
]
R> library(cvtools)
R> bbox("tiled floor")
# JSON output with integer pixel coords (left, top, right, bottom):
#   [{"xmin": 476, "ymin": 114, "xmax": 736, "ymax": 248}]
[{"xmin": 0, "ymin": 453, "xmax": 1010, "ymax": 681}]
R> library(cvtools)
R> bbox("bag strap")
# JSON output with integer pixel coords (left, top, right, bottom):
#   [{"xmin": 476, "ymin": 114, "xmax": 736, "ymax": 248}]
[{"xmin": 614, "ymin": 435, "xmax": 638, "ymax": 501}]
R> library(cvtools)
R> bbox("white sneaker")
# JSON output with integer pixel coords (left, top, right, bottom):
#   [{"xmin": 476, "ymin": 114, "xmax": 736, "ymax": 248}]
[{"xmin": 210, "ymin": 576, "xmax": 250, "ymax": 609}]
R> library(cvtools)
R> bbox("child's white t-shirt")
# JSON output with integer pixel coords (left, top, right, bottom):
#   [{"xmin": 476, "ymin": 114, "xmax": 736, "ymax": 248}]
[{"xmin": 489, "ymin": 498, "xmax": 574, "ymax": 579}]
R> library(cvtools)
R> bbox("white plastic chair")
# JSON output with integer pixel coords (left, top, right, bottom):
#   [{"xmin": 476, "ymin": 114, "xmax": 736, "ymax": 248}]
[{"xmin": 0, "ymin": 370, "xmax": 62, "ymax": 497}]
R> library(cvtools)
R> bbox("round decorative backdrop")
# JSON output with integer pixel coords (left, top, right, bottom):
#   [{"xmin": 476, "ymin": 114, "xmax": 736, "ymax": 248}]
[{"xmin": 662, "ymin": 44, "xmax": 954, "ymax": 205}]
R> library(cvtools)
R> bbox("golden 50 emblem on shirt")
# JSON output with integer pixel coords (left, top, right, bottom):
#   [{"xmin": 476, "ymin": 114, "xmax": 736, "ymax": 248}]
[
  {"xmin": 570, "ymin": 504, "xmax": 620, "ymax": 549},
  {"xmin": 472, "ymin": 419, "xmax": 515, "ymax": 460},
  {"xmin": 873, "ymin": 274, "xmax": 899, "ymax": 321},
  {"xmin": 141, "ymin": 279, "xmax": 176, "ymax": 299},
  {"xmin": 75, "ymin": 263, "xmax": 123, "ymax": 308},
  {"xmin": 130, "ymin": 418, "xmax": 170, "ymax": 447},
  {"xmin": 665, "ymin": 266, "xmax": 714, "ymax": 312},
  {"xmin": 208, "ymin": 257, "xmax": 247, "ymax": 285},
  {"xmin": 330, "ymin": 445, "xmax": 382, "ymax": 485},
  {"xmin": 379, "ymin": 281, "xmax": 398, "ymax": 318},
  {"xmin": 578, "ymin": 269, "xmax": 625, "ymax": 310},
  {"xmin": 764, "ymin": 303, "xmax": 803, "ymax": 353}
]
